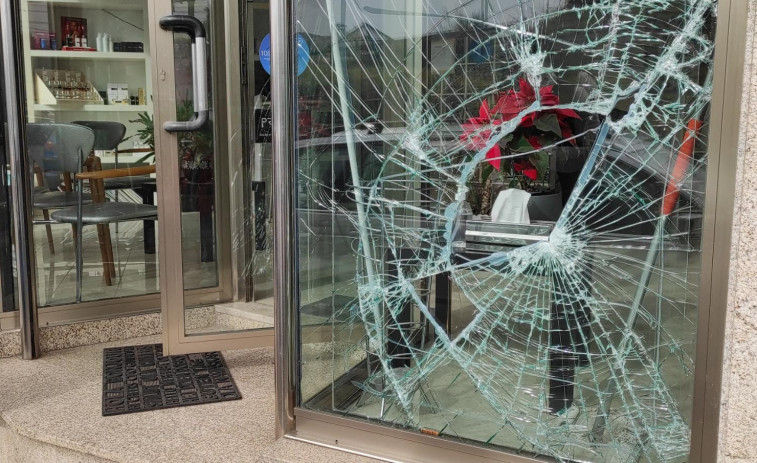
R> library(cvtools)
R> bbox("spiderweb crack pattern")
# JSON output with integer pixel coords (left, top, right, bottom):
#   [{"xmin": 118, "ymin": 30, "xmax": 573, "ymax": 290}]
[{"xmin": 296, "ymin": 0, "xmax": 714, "ymax": 461}]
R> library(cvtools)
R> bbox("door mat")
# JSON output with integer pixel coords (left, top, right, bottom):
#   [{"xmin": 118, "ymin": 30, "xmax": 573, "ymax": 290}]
[{"xmin": 102, "ymin": 344, "xmax": 242, "ymax": 416}]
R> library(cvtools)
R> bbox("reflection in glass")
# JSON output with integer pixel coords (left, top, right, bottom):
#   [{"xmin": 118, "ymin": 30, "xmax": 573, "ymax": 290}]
[
  {"xmin": 170, "ymin": 1, "xmax": 219, "ymax": 292},
  {"xmin": 247, "ymin": 0, "xmax": 274, "ymax": 305},
  {"xmin": 296, "ymin": 0, "xmax": 715, "ymax": 461},
  {"xmin": 21, "ymin": 0, "xmax": 157, "ymax": 306},
  {"xmin": 178, "ymin": 0, "xmax": 275, "ymax": 335}
]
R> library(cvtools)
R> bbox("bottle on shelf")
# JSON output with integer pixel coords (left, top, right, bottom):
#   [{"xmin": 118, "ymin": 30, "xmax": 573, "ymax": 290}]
[
  {"xmin": 62, "ymin": 72, "xmax": 70, "ymax": 99},
  {"xmin": 96, "ymin": 33, "xmax": 103, "ymax": 52},
  {"xmin": 108, "ymin": 35, "xmax": 114, "ymax": 53},
  {"xmin": 64, "ymin": 25, "xmax": 72, "ymax": 47},
  {"xmin": 51, "ymin": 70, "xmax": 61, "ymax": 98},
  {"xmin": 74, "ymin": 25, "xmax": 81, "ymax": 47}
]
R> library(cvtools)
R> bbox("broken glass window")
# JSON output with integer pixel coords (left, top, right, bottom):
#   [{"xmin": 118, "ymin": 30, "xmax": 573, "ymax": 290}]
[{"xmin": 295, "ymin": 1, "xmax": 716, "ymax": 461}]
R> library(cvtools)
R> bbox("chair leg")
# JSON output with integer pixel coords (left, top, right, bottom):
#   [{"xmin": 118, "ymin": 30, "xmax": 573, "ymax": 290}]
[
  {"xmin": 42, "ymin": 210, "xmax": 54, "ymax": 254},
  {"xmin": 95, "ymin": 224, "xmax": 112, "ymax": 286},
  {"xmin": 71, "ymin": 224, "xmax": 78, "ymax": 256},
  {"xmin": 104, "ymin": 224, "xmax": 116, "ymax": 279},
  {"xmin": 74, "ymin": 223, "xmax": 82, "ymax": 303}
]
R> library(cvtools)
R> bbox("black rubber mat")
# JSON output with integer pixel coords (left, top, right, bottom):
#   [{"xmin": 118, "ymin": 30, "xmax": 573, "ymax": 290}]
[{"xmin": 102, "ymin": 344, "xmax": 241, "ymax": 416}]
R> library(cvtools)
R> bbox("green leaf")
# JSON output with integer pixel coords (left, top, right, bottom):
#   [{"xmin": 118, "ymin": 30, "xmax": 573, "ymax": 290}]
[
  {"xmin": 129, "ymin": 112, "xmax": 155, "ymax": 152},
  {"xmin": 528, "ymin": 151, "xmax": 550, "ymax": 182},
  {"xmin": 480, "ymin": 162, "xmax": 494, "ymax": 183},
  {"xmin": 136, "ymin": 152, "xmax": 155, "ymax": 164},
  {"xmin": 510, "ymin": 135, "xmax": 535, "ymax": 153},
  {"xmin": 534, "ymin": 113, "xmax": 563, "ymax": 138},
  {"xmin": 536, "ymin": 134, "xmax": 555, "ymax": 148}
]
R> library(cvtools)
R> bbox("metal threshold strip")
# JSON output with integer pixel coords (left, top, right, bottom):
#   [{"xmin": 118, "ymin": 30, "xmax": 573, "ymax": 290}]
[{"xmin": 291, "ymin": 408, "xmax": 548, "ymax": 463}]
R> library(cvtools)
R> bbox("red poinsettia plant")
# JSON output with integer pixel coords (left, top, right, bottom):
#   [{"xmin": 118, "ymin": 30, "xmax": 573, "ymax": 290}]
[{"xmin": 461, "ymin": 77, "xmax": 581, "ymax": 191}]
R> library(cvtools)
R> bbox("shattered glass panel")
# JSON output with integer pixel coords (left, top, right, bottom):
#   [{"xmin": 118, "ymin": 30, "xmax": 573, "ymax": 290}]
[{"xmin": 296, "ymin": 0, "xmax": 715, "ymax": 461}]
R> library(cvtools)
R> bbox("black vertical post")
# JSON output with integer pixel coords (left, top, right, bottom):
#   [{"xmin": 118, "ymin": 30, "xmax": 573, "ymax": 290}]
[
  {"xmin": 386, "ymin": 248, "xmax": 429, "ymax": 369},
  {"xmin": 0, "ymin": 99, "xmax": 16, "ymax": 312},
  {"xmin": 434, "ymin": 271, "xmax": 452, "ymax": 336},
  {"xmin": 252, "ymin": 180, "xmax": 266, "ymax": 250},
  {"xmin": 138, "ymin": 182, "xmax": 157, "ymax": 255},
  {"xmin": 1, "ymin": 0, "xmax": 40, "ymax": 358}
]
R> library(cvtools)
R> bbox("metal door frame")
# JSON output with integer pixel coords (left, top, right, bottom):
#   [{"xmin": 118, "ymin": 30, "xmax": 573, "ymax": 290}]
[
  {"xmin": 272, "ymin": 1, "xmax": 750, "ymax": 462},
  {"xmin": 150, "ymin": 0, "xmax": 272, "ymax": 356},
  {"xmin": 1, "ymin": 0, "xmax": 39, "ymax": 359}
]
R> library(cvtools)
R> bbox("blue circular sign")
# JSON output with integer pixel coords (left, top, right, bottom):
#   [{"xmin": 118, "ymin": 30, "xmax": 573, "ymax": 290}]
[
  {"xmin": 260, "ymin": 34, "xmax": 272, "ymax": 74},
  {"xmin": 259, "ymin": 34, "xmax": 310, "ymax": 76}
]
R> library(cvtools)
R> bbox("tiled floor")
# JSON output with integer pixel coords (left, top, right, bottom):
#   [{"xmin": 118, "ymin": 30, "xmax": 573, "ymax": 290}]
[{"xmin": 0, "ymin": 335, "xmax": 376, "ymax": 463}]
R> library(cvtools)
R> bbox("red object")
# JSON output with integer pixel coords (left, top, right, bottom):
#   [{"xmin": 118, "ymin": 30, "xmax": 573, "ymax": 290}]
[
  {"xmin": 513, "ymin": 159, "xmax": 538, "ymax": 180},
  {"xmin": 491, "ymin": 78, "xmax": 580, "ymax": 127},
  {"xmin": 460, "ymin": 77, "xmax": 582, "ymax": 172},
  {"xmin": 661, "ymin": 119, "xmax": 703, "ymax": 216},
  {"xmin": 61, "ymin": 16, "xmax": 87, "ymax": 48},
  {"xmin": 460, "ymin": 99, "xmax": 504, "ymax": 170}
]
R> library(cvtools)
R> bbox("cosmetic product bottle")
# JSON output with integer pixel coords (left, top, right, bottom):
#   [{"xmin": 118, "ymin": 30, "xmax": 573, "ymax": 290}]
[{"xmin": 97, "ymin": 33, "xmax": 103, "ymax": 52}]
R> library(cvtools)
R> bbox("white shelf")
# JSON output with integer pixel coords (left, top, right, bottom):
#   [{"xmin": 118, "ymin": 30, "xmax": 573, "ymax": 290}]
[
  {"xmin": 30, "ymin": 50, "xmax": 147, "ymax": 61},
  {"xmin": 22, "ymin": 0, "xmax": 153, "ymax": 127},
  {"xmin": 28, "ymin": 0, "xmax": 144, "ymax": 10},
  {"xmin": 33, "ymin": 104, "xmax": 149, "ymax": 112}
]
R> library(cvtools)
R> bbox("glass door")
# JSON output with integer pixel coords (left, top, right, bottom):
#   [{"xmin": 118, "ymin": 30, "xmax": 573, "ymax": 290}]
[
  {"xmin": 243, "ymin": 0, "xmax": 274, "ymax": 307},
  {"xmin": 149, "ymin": 0, "xmax": 272, "ymax": 355}
]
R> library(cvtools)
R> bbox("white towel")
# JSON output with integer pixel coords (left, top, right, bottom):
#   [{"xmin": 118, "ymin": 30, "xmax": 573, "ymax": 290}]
[{"xmin": 491, "ymin": 188, "xmax": 531, "ymax": 224}]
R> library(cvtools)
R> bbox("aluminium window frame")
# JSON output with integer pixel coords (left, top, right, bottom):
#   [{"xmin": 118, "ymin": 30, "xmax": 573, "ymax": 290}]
[{"xmin": 272, "ymin": 0, "xmax": 750, "ymax": 461}]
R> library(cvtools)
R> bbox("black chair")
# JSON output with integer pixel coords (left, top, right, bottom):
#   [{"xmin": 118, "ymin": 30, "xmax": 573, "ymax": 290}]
[
  {"xmin": 28, "ymin": 124, "xmax": 157, "ymax": 302},
  {"xmin": 28, "ymin": 124, "xmax": 94, "ymax": 254},
  {"xmin": 71, "ymin": 120, "xmax": 153, "ymax": 191}
]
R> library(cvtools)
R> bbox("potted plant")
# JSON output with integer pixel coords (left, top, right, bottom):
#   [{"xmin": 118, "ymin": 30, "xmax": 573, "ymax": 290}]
[
  {"xmin": 175, "ymin": 99, "xmax": 214, "ymax": 212},
  {"xmin": 130, "ymin": 98, "xmax": 214, "ymax": 212},
  {"xmin": 460, "ymin": 78, "xmax": 582, "ymax": 220},
  {"xmin": 130, "ymin": 111, "xmax": 155, "ymax": 164}
]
